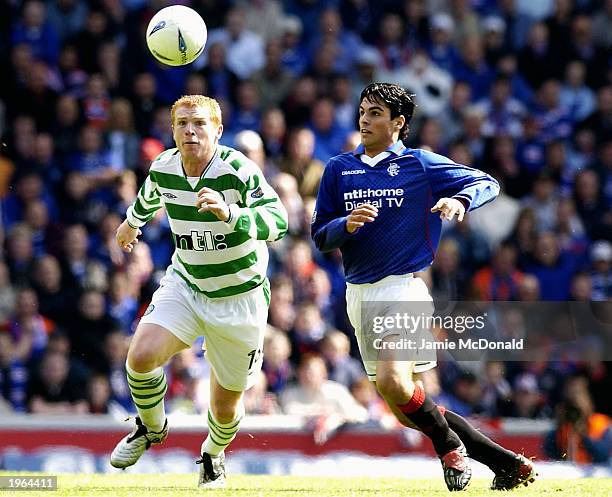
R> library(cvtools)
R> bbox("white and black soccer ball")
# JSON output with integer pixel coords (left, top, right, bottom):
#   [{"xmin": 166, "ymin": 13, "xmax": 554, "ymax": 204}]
[{"xmin": 146, "ymin": 5, "xmax": 207, "ymax": 66}]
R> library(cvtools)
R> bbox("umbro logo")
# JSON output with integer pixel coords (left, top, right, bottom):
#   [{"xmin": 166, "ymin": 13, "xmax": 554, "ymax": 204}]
[
  {"xmin": 387, "ymin": 163, "xmax": 400, "ymax": 176},
  {"xmin": 342, "ymin": 169, "xmax": 366, "ymax": 175},
  {"xmin": 162, "ymin": 192, "xmax": 178, "ymax": 199}
]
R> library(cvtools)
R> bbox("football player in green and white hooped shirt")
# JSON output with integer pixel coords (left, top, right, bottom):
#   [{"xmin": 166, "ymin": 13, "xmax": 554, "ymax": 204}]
[{"xmin": 110, "ymin": 95, "xmax": 288, "ymax": 488}]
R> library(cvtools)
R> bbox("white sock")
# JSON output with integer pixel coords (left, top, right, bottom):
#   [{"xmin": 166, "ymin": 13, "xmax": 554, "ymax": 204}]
[
  {"xmin": 202, "ymin": 404, "xmax": 244, "ymax": 456},
  {"xmin": 126, "ymin": 363, "xmax": 167, "ymax": 432}
]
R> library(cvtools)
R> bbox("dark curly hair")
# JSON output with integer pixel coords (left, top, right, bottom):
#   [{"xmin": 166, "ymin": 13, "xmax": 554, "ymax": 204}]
[{"xmin": 359, "ymin": 83, "xmax": 416, "ymax": 142}]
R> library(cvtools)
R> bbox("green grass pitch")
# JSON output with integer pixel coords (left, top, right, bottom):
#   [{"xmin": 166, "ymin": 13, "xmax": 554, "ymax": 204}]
[{"xmin": 1, "ymin": 472, "xmax": 611, "ymax": 497}]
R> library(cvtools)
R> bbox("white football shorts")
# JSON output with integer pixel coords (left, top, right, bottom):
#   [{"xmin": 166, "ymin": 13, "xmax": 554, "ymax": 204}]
[
  {"xmin": 140, "ymin": 269, "xmax": 269, "ymax": 392},
  {"xmin": 346, "ymin": 274, "xmax": 437, "ymax": 381}
]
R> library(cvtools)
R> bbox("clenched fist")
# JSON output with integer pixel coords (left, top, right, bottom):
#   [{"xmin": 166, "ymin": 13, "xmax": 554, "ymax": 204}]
[
  {"xmin": 196, "ymin": 187, "xmax": 230, "ymax": 222},
  {"xmin": 346, "ymin": 203, "xmax": 378, "ymax": 233},
  {"xmin": 116, "ymin": 220, "xmax": 142, "ymax": 253}
]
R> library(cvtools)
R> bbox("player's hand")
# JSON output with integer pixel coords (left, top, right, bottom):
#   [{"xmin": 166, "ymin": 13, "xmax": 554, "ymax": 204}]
[
  {"xmin": 431, "ymin": 198, "xmax": 466, "ymax": 222},
  {"xmin": 196, "ymin": 187, "xmax": 230, "ymax": 221},
  {"xmin": 116, "ymin": 220, "xmax": 141, "ymax": 253},
  {"xmin": 346, "ymin": 203, "xmax": 378, "ymax": 233}
]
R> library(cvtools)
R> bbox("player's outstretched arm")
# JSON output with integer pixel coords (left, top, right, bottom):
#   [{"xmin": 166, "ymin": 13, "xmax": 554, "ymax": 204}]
[
  {"xmin": 125, "ymin": 174, "xmax": 163, "ymax": 230},
  {"xmin": 116, "ymin": 220, "xmax": 142, "ymax": 253},
  {"xmin": 430, "ymin": 198, "xmax": 466, "ymax": 222}
]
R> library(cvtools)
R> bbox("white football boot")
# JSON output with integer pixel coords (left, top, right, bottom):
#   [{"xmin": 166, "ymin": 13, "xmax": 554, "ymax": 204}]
[{"xmin": 110, "ymin": 416, "xmax": 168, "ymax": 469}]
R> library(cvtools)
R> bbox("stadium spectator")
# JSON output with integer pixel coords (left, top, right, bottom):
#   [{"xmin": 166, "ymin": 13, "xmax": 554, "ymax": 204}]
[
  {"xmin": 471, "ymin": 242, "xmax": 525, "ymax": 300},
  {"xmin": 206, "ymin": 6, "xmax": 265, "ymax": 80},
  {"xmin": 591, "ymin": 0, "xmax": 612, "ymax": 49},
  {"xmin": 3, "ymin": 287, "xmax": 55, "ymax": 365},
  {"xmin": 280, "ymin": 353, "xmax": 368, "ymax": 443},
  {"xmin": 555, "ymin": 198, "xmax": 589, "ymax": 265},
  {"xmin": 569, "ymin": 271, "xmax": 593, "ymax": 301},
  {"xmin": 446, "ymin": 371, "xmax": 485, "ymax": 417},
  {"xmin": 319, "ymin": 330, "xmax": 365, "ymax": 390},
  {"xmin": 589, "ymin": 241, "xmax": 612, "ymax": 301},
  {"xmin": 279, "ymin": 128, "xmax": 324, "ymax": 199},
  {"xmin": 566, "ymin": 15, "xmax": 608, "ymax": 90},
  {"xmin": 270, "ymin": 175, "xmax": 302, "ymax": 236},
  {"xmin": 106, "ymin": 98, "xmax": 140, "ymax": 172},
  {"xmin": 351, "ymin": 376, "xmax": 398, "ymax": 429},
  {"xmin": 228, "ymin": 80, "xmax": 262, "ymax": 135},
  {"xmin": 65, "ymin": 289, "xmax": 118, "ymax": 372},
  {"xmin": 233, "ymin": 130, "xmax": 273, "ymax": 178},
  {"xmin": 87, "ymin": 373, "xmax": 112, "ymax": 414},
  {"xmin": 31, "ymin": 255, "xmax": 72, "ymax": 327},
  {"xmin": 10, "ymin": 0, "xmax": 60, "ymax": 66},
  {"xmin": 27, "ymin": 349, "xmax": 87, "ymax": 414},
  {"xmin": 243, "ymin": 370, "xmax": 280, "ymax": 415},
  {"xmin": 166, "ymin": 349, "xmax": 209, "ymax": 415},
  {"xmin": 0, "ymin": 331, "xmax": 29, "ymax": 412},
  {"xmin": 289, "ymin": 302, "xmax": 327, "ymax": 362},
  {"xmin": 52, "ymin": 94, "xmax": 82, "ymax": 159},
  {"xmin": 545, "ymin": 376, "xmax": 612, "ymax": 464},
  {"xmin": 560, "ymin": 60, "xmax": 597, "ymax": 122},
  {"xmin": 242, "ymin": 0, "xmax": 284, "ymax": 41},
  {"xmin": 518, "ymin": 22, "xmax": 561, "ymax": 89},
  {"xmin": 0, "ymin": 262, "xmax": 16, "ymax": 322},
  {"xmin": 251, "ymin": 38, "xmax": 295, "ymax": 112},
  {"xmin": 430, "ymin": 238, "xmax": 470, "ymax": 301},
  {"xmin": 263, "ymin": 327, "xmax": 294, "ymax": 395},
  {"xmin": 480, "ymin": 361, "xmax": 512, "ymax": 418},
  {"xmin": 534, "ymin": 79, "xmax": 574, "ymax": 145},
  {"xmin": 524, "ymin": 232, "xmax": 577, "ymax": 300},
  {"xmin": 521, "ymin": 172, "xmax": 559, "ymax": 232},
  {"xmin": 129, "ymin": 72, "xmax": 160, "ymax": 137},
  {"xmin": 101, "ymin": 330, "xmax": 133, "ymax": 413},
  {"xmin": 308, "ymin": 98, "xmax": 351, "ymax": 164},
  {"xmin": 259, "ymin": 107, "xmax": 286, "ymax": 165},
  {"xmin": 69, "ymin": 9, "xmax": 114, "ymax": 74},
  {"xmin": 46, "ymin": 0, "xmax": 88, "ymax": 44},
  {"xmin": 443, "ymin": 214, "xmax": 491, "ymax": 274},
  {"xmin": 502, "ymin": 373, "xmax": 549, "ymax": 419}
]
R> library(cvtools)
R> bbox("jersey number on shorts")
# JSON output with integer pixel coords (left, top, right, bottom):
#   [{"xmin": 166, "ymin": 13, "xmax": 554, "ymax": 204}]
[{"xmin": 247, "ymin": 348, "xmax": 263, "ymax": 374}]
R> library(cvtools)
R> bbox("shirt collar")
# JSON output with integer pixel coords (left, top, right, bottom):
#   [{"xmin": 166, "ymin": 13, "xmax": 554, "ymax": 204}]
[{"xmin": 352, "ymin": 140, "xmax": 406, "ymax": 157}]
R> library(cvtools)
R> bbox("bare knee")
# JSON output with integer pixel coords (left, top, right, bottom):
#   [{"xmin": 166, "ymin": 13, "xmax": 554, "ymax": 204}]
[
  {"xmin": 127, "ymin": 345, "xmax": 160, "ymax": 373},
  {"xmin": 210, "ymin": 398, "xmax": 241, "ymax": 424},
  {"xmin": 376, "ymin": 370, "xmax": 414, "ymax": 403}
]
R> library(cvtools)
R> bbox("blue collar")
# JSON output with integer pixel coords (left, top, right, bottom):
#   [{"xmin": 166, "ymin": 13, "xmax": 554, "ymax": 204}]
[{"xmin": 352, "ymin": 140, "xmax": 407, "ymax": 157}]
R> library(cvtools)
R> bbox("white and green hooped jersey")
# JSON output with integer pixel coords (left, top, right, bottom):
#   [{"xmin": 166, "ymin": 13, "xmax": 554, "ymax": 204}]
[{"xmin": 126, "ymin": 146, "xmax": 288, "ymax": 298}]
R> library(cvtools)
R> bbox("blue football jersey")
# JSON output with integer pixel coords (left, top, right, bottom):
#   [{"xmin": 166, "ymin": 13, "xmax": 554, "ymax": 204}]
[{"xmin": 311, "ymin": 141, "xmax": 500, "ymax": 284}]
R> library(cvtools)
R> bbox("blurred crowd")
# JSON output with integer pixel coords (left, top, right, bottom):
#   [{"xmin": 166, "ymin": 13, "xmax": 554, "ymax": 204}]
[{"xmin": 0, "ymin": 0, "xmax": 611, "ymax": 461}]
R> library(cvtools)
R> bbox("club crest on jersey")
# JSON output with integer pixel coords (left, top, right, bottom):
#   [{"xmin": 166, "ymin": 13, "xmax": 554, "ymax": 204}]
[
  {"xmin": 387, "ymin": 163, "xmax": 400, "ymax": 177},
  {"xmin": 251, "ymin": 186, "xmax": 264, "ymax": 198}
]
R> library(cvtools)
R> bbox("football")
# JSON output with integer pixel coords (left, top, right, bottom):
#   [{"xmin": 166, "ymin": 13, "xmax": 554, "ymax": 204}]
[{"xmin": 146, "ymin": 5, "xmax": 207, "ymax": 66}]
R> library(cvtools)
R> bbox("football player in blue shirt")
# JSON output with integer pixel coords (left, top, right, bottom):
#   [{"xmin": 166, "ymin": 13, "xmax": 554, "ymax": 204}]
[{"xmin": 312, "ymin": 83, "xmax": 536, "ymax": 491}]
